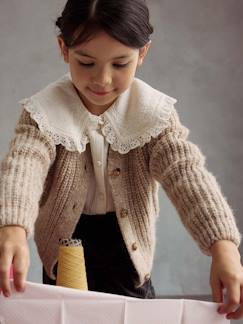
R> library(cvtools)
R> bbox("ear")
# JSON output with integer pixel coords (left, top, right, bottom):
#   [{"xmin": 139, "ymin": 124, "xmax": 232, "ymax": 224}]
[
  {"xmin": 57, "ymin": 36, "xmax": 69, "ymax": 63},
  {"xmin": 138, "ymin": 40, "xmax": 152, "ymax": 66}
]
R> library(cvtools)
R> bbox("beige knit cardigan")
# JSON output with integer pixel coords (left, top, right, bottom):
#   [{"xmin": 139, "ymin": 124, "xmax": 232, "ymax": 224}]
[{"xmin": 0, "ymin": 102, "xmax": 241, "ymax": 288}]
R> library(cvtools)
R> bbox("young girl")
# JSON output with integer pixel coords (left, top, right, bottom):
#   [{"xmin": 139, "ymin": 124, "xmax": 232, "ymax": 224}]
[{"xmin": 0, "ymin": 0, "xmax": 243, "ymax": 320}]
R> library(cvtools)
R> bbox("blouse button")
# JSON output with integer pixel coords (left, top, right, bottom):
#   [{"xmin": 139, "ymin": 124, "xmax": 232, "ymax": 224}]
[
  {"xmin": 112, "ymin": 168, "xmax": 121, "ymax": 176},
  {"xmin": 97, "ymin": 161, "xmax": 102, "ymax": 167},
  {"xmin": 131, "ymin": 242, "xmax": 138, "ymax": 251},
  {"xmin": 120, "ymin": 208, "xmax": 128, "ymax": 218},
  {"xmin": 144, "ymin": 273, "xmax": 151, "ymax": 281}
]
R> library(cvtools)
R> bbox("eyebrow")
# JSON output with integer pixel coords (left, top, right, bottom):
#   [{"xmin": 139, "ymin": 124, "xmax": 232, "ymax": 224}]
[{"xmin": 74, "ymin": 50, "xmax": 132, "ymax": 60}]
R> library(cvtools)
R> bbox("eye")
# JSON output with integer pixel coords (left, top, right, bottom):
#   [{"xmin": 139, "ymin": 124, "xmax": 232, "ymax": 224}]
[
  {"xmin": 78, "ymin": 62, "xmax": 129, "ymax": 69},
  {"xmin": 78, "ymin": 62, "xmax": 94, "ymax": 67},
  {"xmin": 113, "ymin": 63, "xmax": 129, "ymax": 69}
]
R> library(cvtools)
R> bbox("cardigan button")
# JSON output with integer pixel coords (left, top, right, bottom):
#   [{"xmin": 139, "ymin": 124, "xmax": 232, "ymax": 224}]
[
  {"xmin": 144, "ymin": 273, "xmax": 151, "ymax": 281},
  {"xmin": 131, "ymin": 242, "xmax": 138, "ymax": 251},
  {"xmin": 112, "ymin": 168, "xmax": 121, "ymax": 177},
  {"xmin": 120, "ymin": 208, "xmax": 128, "ymax": 218},
  {"xmin": 72, "ymin": 202, "xmax": 77, "ymax": 210}
]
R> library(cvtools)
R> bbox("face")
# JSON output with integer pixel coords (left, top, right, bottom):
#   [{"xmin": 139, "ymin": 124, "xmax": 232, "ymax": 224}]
[{"xmin": 58, "ymin": 30, "xmax": 151, "ymax": 115}]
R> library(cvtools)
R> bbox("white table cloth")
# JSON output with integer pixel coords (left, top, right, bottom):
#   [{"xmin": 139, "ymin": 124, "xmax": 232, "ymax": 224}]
[{"xmin": 0, "ymin": 280, "xmax": 229, "ymax": 324}]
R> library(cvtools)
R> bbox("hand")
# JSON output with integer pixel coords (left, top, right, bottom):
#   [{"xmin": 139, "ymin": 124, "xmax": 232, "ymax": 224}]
[
  {"xmin": 0, "ymin": 225, "xmax": 30, "ymax": 297},
  {"xmin": 210, "ymin": 240, "xmax": 243, "ymax": 320}
]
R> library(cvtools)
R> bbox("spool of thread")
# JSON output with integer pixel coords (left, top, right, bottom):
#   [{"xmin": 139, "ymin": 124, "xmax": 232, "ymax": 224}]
[{"xmin": 56, "ymin": 238, "xmax": 88, "ymax": 290}]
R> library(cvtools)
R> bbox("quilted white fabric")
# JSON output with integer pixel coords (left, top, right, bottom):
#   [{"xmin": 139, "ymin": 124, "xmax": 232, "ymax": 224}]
[{"xmin": 0, "ymin": 280, "xmax": 229, "ymax": 324}]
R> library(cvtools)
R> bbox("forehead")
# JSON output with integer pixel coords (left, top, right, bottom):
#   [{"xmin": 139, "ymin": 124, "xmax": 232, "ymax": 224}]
[{"xmin": 72, "ymin": 31, "xmax": 138, "ymax": 60}]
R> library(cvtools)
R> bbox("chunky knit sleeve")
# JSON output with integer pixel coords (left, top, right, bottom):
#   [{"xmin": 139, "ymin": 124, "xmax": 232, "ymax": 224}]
[
  {"xmin": 149, "ymin": 105, "xmax": 241, "ymax": 255},
  {"xmin": 0, "ymin": 108, "xmax": 56, "ymax": 239}
]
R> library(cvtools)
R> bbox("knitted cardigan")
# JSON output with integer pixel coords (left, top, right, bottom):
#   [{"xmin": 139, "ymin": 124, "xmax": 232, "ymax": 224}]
[{"xmin": 0, "ymin": 78, "xmax": 241, "ymax": 288}]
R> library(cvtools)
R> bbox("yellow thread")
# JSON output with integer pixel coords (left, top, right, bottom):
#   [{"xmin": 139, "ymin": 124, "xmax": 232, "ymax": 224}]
[{"xmin": 56, "ymin": 245, "xmax": 88, "ymax": 290}]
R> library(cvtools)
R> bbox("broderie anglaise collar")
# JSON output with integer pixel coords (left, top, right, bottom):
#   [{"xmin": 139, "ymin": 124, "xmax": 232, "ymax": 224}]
[{"xmin": 18, "ymin": 72, "xmax": 177, "ymax": 154}]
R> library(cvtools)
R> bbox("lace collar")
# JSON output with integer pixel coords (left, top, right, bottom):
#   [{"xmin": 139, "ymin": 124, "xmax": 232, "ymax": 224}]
[{"xmin": 18, "ymin": 72, "xmax": 177, "ymax": 154}]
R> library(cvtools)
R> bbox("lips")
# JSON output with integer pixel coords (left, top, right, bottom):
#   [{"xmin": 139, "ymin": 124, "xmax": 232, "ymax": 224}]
[{"xmin": 89, "ymin": 88, "xmax": 112, "ymax": 95}]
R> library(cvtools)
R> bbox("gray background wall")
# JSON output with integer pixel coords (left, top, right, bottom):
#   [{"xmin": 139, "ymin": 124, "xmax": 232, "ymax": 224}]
[{"xmin": 0, "ymin": 0, "xmax": 242, "ymax": 315}]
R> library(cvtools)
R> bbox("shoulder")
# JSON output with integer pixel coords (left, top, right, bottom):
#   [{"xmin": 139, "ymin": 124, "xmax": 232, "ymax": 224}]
[
  {"xmin": 16, "ymin": 73, "xmax": 90, "ymax": 153},
  {"xmin": 17, "ymin": 73, "xmax": 71, "ymax": 123},
  {"xmin": 131, "ymin": 78, "xmax": 190, "ymax": 146},
  {"xmin": 18, "ymin": 73, "xmax": 72, "ymax": 109},
  {"xmin": 132, "ymin": 77, "xmax": 177, "ymax": 110}
]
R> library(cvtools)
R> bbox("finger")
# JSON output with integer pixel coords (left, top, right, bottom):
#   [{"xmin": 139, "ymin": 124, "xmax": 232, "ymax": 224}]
[
  {"xmin": 211, "ymin": 278, "xmax": 224, "ymax": 303},
  {"xmin": 0, "ymin": 252, "xmax": 13, "ymax": 297},
  {"xmin": 226, "ymin": 286, "xmax": 243, "ymax": 320},
  {"xmin": 219, "ymin": 280, "xmax": 240, "ymax": 314},
  {"xmin": 12, "ymin": 248, "xmax": 29, "ymax": 292},
  {"xmin": 9, "ymin": 264, "xmax": 14, "ymax": 279}
]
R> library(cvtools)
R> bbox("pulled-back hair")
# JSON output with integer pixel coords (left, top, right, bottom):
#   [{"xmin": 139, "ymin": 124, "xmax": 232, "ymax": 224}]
[{"xmin": 55, "ymin": 0, "xmax": 154, "ymax": 49}]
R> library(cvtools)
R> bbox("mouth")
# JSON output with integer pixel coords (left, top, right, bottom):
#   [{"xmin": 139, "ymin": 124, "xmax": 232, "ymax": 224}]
[{"xmin": 89, "ymin": 88, "xmax": 113, "ymax": 96}]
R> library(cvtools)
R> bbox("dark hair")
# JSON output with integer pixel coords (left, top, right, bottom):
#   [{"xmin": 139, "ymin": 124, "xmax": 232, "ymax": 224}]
[{"xmin": 55, "ymin": 0, "xmax": 154, "ymax": 49}]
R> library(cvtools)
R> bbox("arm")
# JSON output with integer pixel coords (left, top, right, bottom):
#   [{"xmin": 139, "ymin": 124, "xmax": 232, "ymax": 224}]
[
  {"xmin": 148, "ymin": 105, "xmax": 241, "ymax": 254},
  {"xmin": 0, "ymin": 107, "xmax": 56, "ymax": 296},
  {"xmin": 148, "ymin": 105, "xmax": 243, "ymax": 319},
  {"xmin": 0, "ymin": 108, "xmax": 56, "ymax": 237}
]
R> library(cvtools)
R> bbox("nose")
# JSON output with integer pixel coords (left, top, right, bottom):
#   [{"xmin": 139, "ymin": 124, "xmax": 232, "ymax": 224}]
[{"xmin": 92, "ymin": 67, "xmax": 112, "ymax": 88}]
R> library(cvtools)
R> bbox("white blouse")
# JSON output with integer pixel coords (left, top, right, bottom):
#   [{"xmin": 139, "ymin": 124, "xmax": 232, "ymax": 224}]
[
  {"xmin": 19, "ymin": 72, "xmax": 177, "ymax": 216},
  {"xmin": 83, "ymin": 116, "xmax": 115, "ymax": 215}
]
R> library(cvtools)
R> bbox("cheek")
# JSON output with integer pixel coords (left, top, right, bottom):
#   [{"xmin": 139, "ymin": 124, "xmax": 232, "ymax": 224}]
[
  {"xmin": 120, "ymin": 69, "xmax": 136, "ymax": 86},
  {"xmin": 71, "ymin": 66, "xmax": 91, "ymax": 84}
]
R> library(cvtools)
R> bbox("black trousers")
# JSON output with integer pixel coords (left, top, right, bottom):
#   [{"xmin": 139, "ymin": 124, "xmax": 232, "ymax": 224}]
[{"xmin": 42, "ymin": 211, "xmax": 156, "ymax": 299}]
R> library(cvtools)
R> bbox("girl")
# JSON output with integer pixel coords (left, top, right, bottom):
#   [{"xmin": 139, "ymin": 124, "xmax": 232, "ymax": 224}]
[{"xmin": 0, "ymin": 0, "xmax": 243, "ymax": 320}]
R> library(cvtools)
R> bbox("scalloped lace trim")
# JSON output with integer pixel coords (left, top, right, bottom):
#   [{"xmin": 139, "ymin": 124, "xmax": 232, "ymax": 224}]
[
  {"xmin": 101, "ymin": 96, "xmax": 174, "ymax": 154},
  {"xmin": 20, "ymin": 96, "xmax": 175, "ymax": 155},
  {"xmin": 20, "ymin": 97, "xmax": 89, "ymax": 153}
]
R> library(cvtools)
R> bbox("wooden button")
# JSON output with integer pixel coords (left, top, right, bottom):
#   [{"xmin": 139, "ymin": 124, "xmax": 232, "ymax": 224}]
[
  {"xmin": 120, "ymin": 208, "xmax": 128, "ymax": 218},
  {"xmin": 112, "ymin": 168, "xmax": 121, "ymax": 176},
  {"xmin": 132, "ymin": 242, "xmax": 138, "ymax": 251},
  {"xmin": 72, "ymin": 203, "xmax": 77, "ymax": 210}
]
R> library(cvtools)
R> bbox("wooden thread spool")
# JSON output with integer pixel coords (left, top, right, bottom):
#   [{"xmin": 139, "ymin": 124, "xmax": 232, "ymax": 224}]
[{"xmin": 56, "ymin": 238, "xmax": 88, "ymax": 290}]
